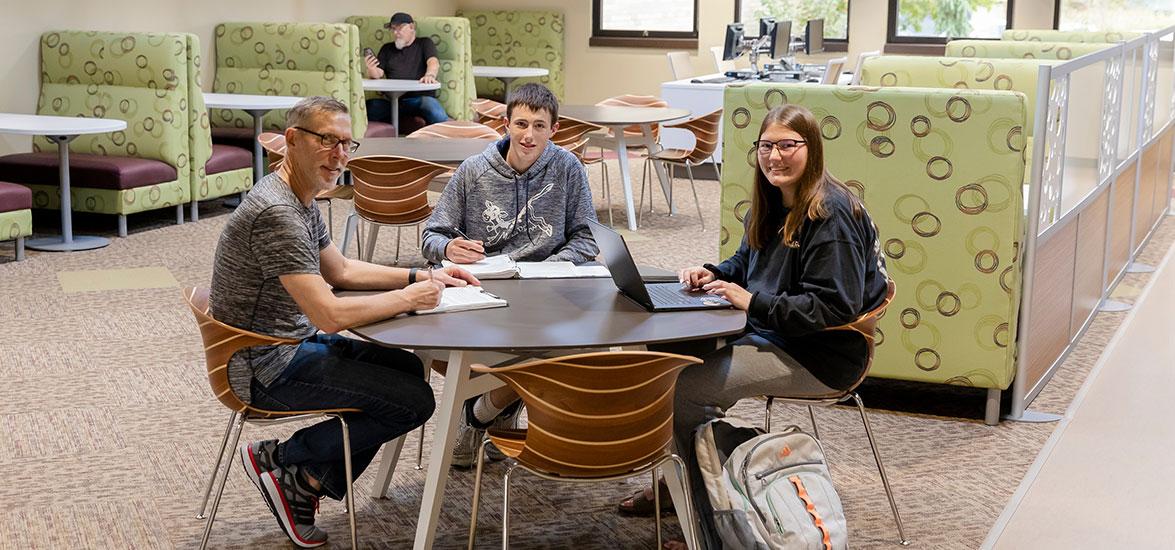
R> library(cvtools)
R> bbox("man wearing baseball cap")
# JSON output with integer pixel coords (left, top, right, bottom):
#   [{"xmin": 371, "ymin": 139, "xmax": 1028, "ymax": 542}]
[{"xmin": 363, "ymin": 12, "xmax": 450, "ymax": 126}]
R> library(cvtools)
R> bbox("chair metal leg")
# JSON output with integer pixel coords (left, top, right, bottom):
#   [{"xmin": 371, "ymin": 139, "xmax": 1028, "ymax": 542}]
[
  {"xmin": 336, "ymin": 415, "xmax": 359, "ymax": 549},
  {"xmin": 326, "ymin": 200, "xmax": 334, "ymax": 240},
  {"xmin": 807, "ymin": 405, "xmax": 820, "ymax": 440},
  {"xmin": 851, "ymin": 393, "xmax": 909, "ymax": 545},
  {"xmin": 599, "ymin": 154, "xmax": 614, "ymax": 227},
  {"xmin": 364, "ymin": 224, "xmax": 381, "ymax": 263},
  {"xmin": 764, "ymin": 397, "xmax": 774, "ymax": 432},
  {"xmin": 176, "ymin": 204, "xmax": 184, "ymax": 225},
  {"xmin": 117, "ymin": 214, "xmax": 128, "ymax": 237},
  {"xmin": 501, "ymin": 463, "xmax": 516, "ymax": 550},
  {"xmin": 467, "ymin": 438, "xmax": 493, "ymax": 550},
  {"xmin": 684, "ymin": 163, "xmax": 704, "ymax": 231},
  {"xmin": 653, "ymin": 467, "xmax": 662, "ymax": 550},
  {"xmin": 394, "ymin": 226, "xmax": 402, "ymax": 265},
  {"xmin": 190, "ymin": 200, "xmax": 200, "ymax": 223},
  {"xmin": 668, "ymin": 454, "xmax": 701, "ymax": 550},
  {"xmin": 197, "ymin": 411, "xmax": 239, "ymax": 519},
  {"xmin": 417, "ymin": 366, "xmax": 429, "ymax": 470},
  {"xmin": 637, "ymin": 158, "xmax": 649, "ymax": 227},
  {"xmin": 199, "ymin": 413, "xmax": 246, "ymax": 550}
]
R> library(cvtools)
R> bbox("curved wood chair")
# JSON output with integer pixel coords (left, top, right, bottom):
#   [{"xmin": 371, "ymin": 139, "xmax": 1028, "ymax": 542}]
[
  {"xmin": 471, "ymin": 98, "xmax": 507, "ymax": 135},
  {"xmin": 467, "ymin": 351, "xmax": 704, "ymax": 550},
  {"xmin": 407, "ymin": 120, "xmax": 502, "ymax": 140},
  {"xmin": 761, "ymin": 279, "xmax": 909, "ymax": 545},
  {"xmin": 637, "ymin": 108, "xmax": 722, "ymax": 231},
  {"xmin": 184, "ymin": 286, "xmax": 362, "ymax": 550},
  {"xmin": 553, "ymin": 116, "xmax": 619, "ymax": 227},
  {"xmin": 257, "ymin": 132, "xmax": 354, "ymax": 242},
  {"xmin": 346, "ymin": 155, "xmax": 451, "ymax": 264},
  {"xmin": 595, "ymin": 94, "xmax": 670, "ymax": 144}
]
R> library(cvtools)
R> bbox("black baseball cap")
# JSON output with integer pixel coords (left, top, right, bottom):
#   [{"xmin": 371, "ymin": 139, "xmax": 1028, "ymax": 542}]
[{"xmin": 384, "ymin": 13, "xmax": 414, "ymax": 28}]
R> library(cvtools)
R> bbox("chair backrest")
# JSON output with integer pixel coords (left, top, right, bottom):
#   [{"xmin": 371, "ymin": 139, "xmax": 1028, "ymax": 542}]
[
  {"xmin": 183, "ymin": 287, "xmax": 299, "ymax": 416},
  {"xmin": 258, "ymin": 132, "xmax": 286, "ymax": 171},
  {"xmin": 850, "ymin": 50, "xmax": 881, "ymax": 85},
  {"xmin": 457, "ymin": 9, "xmax": 566, "ymax": 99},
  {"xmin": 821, "ymin": 56, "xmax": 848, "ymax": 85},
  {"xmin": 827, "ymin": 279, "xmax": 896, "ymax": 391},
  {"xmin": 471, "ymin": 98, "xmax": 508, "ymax": 134},
  {"xmin": 212, "ymin": 22, "xmax": 368, "ymax": 139},
  {"xmin": 407, "ymin": 120, "xmax": 502, "ymax": 140},
  {"xmin": 711, "ymin": 46, "xmax": 735, "ymax": 74},
  {"xmin": 1002, "ymin": 29, "xmax": 1143, "ymax": 43},
  {"xmin": 663, "ymin": 109, "xmax": 722, "ymax": 163},
  {"xmin": 553, "ymin": 116, "xmax": 605, "ymax": 147},
  {"xmin": 944, "ymin": 39, "xmax": 1110, "ymax": 60},
  {"xmin": 346, "ymin": 15, "xmax": 476, "ymax": 120},
  {"xmin": 667, "ymin": 51, "xmax": 693, "ymax": 80},
  {"xmin": 471, "ymin": 351, "xmax": 702, "ymax": 478},
  {"xmin": 596, "ymin": 94, "xmax": 670, "ymax": 141},
  {"xmin": 347, "ymin": 155, "xmax": 451, "ymax": 225}
]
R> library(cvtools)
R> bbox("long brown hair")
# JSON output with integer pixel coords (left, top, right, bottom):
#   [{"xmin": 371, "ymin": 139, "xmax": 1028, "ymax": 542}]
[{"xmin": 747, "ymin": 104, "xmax": 862, "ymax": 249}]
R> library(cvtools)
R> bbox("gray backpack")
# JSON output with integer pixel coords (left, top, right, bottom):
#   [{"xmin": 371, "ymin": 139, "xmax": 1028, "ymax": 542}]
[{"xmin": 695, "ymin": 418, "xmax": 848, "ymax": 550}]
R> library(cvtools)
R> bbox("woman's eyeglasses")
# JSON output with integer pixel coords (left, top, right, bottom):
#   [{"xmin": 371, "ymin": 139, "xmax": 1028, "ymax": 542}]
[
  {"xmin": 293, "ymin": 126, "xmax": 361, "ymax": 154},
  {"xmin": 754, "ymin": 139, "xmax": 807, "ymax": 156}
]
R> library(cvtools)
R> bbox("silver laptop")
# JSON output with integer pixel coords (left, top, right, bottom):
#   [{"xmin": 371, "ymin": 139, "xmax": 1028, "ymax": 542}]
[{"xmin": 588, "ymin": 220, "xmax": 731, "ymax": 312}]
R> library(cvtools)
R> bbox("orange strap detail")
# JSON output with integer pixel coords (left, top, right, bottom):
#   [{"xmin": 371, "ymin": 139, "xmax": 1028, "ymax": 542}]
[{"xmin": 789, "ymin": 475, "xmax": 832, "ymax": 550}]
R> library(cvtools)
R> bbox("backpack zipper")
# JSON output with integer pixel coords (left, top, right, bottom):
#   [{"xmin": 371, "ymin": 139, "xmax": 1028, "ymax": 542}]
[
  {"xmin": 740, "ymin": 432, "xmax": 794, "ymax": 526},
  {"xmin": 754, "ymin": 460, "xmax": 825, "ymax": 481}
]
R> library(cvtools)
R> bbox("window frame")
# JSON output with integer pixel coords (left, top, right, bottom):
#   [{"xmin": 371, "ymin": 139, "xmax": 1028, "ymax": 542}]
[
  {"xmin": 886, "ymin": 0, "xmax": 1015, "ymax": 44},
  {"xmin": 590, "ymin": 0, "xmax": 700, "ymax": 48},
  {"xmin": 732, "ymin": 0, "xmax": 850, "ymax": 52}
]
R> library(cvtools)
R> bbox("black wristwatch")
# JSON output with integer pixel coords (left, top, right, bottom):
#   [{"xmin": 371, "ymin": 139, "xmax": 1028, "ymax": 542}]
[{"xmin": 408, "ymin": 267, "xmax": 419, "ymax": 284}]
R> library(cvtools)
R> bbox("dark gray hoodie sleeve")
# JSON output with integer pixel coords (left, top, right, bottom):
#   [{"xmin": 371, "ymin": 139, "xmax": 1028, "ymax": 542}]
[
  {"xmin": 420, "ymin": 161, "xmax": 471, "ymax": 264},
  {"xmin": 546, "ymin": 158, "xmax": 600, "ymax": 263}
]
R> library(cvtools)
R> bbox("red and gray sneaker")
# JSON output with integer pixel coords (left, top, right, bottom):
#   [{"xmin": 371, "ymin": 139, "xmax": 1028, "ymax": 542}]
[
  {"xmin": 238, "ymin": 439, "xmax": 279, "ymax": 495},
  {"xmin": 260, "ymin": 464, "xmax": 328, "ymax": 548}
]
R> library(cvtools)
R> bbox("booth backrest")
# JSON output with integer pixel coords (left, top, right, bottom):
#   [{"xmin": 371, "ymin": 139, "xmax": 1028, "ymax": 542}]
[
  {"xmin": 212, "ymin": 22, "xmax": 367, "ymax": 139},
  {"xmin": 345, "ymin": 15, "xmax": 475, "ymax": 121},
  {"xmin": 1002, "ymin": 29, "xmax": 1143, "ymax": 43},
  {"xmin": 719, "ymin": 83, "xmax": 1027, "ymax": 390},
  {"xmin": 858, "ymin": 55, "xmax": 1059, "ymax": 135},
  {"xmin": 455, "ymin": 9, "xmax": 565, "ymax": 99},
  {"xmin": 946, "ymin": 39, "xmax": 1111, "ymax": 60},
  {"xmin": 34, "ymin": 31, "xmax": 192, "ymax": 198}
]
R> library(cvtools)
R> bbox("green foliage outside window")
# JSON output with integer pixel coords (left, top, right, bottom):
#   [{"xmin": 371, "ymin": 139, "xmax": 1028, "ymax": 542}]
[
  {"xmin": 751, "ymin": 0, "xmax": 849, "ymax": 39},
  {"xmin": 897, "ymin": 0, "xmax": 1001, "ymax": 38}
]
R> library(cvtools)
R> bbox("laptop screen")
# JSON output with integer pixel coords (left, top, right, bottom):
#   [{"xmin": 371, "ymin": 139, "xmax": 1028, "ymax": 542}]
[{"xmin": 587, "ymin": 220, "xmax": 655, "ymax": 306}]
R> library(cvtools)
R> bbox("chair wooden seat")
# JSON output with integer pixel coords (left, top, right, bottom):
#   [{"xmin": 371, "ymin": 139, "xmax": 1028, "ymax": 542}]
[
  {"xmin": 636, "ymin": 108, "xmax": 722, "ymax": 230},
  {"xmin": 485, "ymin": 428, "xmax": 526, "ymax": 458},
  {"xmin": 645, "ymin": 148, "xmax": 693, "ymax": 161}
]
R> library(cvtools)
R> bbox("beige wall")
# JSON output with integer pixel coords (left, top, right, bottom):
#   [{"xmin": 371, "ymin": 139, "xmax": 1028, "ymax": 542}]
[{"xmin": 0, "ymin": 0, "xmax": 456, "ymax": 155}]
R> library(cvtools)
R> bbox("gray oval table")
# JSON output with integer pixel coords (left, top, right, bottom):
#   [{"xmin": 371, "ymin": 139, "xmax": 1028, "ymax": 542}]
[
  {"xmin": 348, "ymin": 277, "xmax": 745, "ymax": 549},
  {"xmin": 354, "ymin": 137, "xmax": 494, "ymax": 164}
]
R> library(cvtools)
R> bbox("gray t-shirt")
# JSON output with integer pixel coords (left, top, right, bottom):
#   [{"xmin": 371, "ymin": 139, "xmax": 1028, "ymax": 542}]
[{"xmin": 210, "ymin": 173, "xmax": 330, "ymax": 403}]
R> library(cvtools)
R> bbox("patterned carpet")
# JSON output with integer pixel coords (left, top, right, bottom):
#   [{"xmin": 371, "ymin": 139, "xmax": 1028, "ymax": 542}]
[{"xmin": 1, "ymin": 158, "xmax": 1171, "ymax": 549}]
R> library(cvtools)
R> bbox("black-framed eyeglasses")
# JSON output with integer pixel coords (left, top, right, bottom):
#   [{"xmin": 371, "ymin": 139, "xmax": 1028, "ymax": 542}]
[
  {"xmin": 754, "ymin": 139, "xmax": 807, "ymax": 155},
  {"xmin": 293, "ymin": 126, "xmax": 360, "ymax": 154}
]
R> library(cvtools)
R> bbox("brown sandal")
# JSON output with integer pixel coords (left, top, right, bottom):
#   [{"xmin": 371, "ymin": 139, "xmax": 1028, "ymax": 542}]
[{"xmin": 616, "ymin": 481, "xmax": 675, "ymax": 517}]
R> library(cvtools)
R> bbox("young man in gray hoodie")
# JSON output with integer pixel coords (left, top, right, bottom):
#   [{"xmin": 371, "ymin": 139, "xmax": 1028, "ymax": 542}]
[{"xmin": 419, "ymin": 83, "xmax": 600, "ymax": 467}]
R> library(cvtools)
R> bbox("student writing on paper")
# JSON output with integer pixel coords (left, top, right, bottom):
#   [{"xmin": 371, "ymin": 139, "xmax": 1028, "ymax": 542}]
[
  {"xmin": 417, "ymin": 83, "xmax": 601, "ymax": 469},
  {"xmin": 209, "ymin": 97, "xmax": 478, "ymax": 548}
]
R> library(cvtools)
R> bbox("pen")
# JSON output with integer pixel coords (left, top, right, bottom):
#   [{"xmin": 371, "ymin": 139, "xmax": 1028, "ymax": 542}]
[
  {"xmin": 481, "ymin": 289, "xmax": 501, "ymax": 299},
  {"xmin": 452, "ymin": 227, "xmax": 470, "ymax": 240}
]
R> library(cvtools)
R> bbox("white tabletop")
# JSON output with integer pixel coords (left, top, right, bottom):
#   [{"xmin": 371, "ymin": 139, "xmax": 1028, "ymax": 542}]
[
  {"xmin": 202, "ymin": 93, "xmax": 303, "ymax": 111},
  {"xmin": 362, "ymin": 79, "xmax": 441, "ymax": 93},
  {"xmin": 0, "ymin": 113, "xmax": 127, "ymax": 136},
  {"xmin": 471, "ymin": 66, "xmax": 550, "ymax": 79}
]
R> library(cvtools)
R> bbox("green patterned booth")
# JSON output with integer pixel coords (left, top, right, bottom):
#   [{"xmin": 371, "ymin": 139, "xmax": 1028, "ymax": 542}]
[
  {"xmin": 0, "ymin": 31, "xmax": 197, "ymax": 235},
  {"xmin": 1002, "ymin": 29, "xmax": 1143, "ymax": 43},
  {"xmin": 345, "ymin": 15, "xmax": 475, "ymax": 121},
  {"xmin": 183, "ymin": 34, "xmax": 252, "ymax": 222},
  {"xmin": 211, "ymin": 22, "xmax": 369, "ymax": 143},
  {"xmin": 455, "ymin": 9, "xmax": 565, "ymax": 100},
  {"xmin": 945, "ymin": 39, "xmax": 1111, "ymax": 60},
  {"xmin": 0, "ymin": 182, "xmax": 32, "ymax": 261},
  {"xmin": 720, "ymin": 84, "xmax": 1027, "ymax": 419}
]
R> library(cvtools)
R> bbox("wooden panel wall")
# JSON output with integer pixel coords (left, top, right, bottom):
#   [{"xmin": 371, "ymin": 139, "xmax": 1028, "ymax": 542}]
[
  {"xmin": 1152, "ymin": 127, "xmax": 1174, "ymax": 223},
  {"xmin": 1026, "ymin": 219, "xmax": 1077, "ymax": 386},
  {"xmin": 1107, "ymin": 164, "xmax": 1137, "ymax": 282},
  {"xmin": 1071, "ymin": 189, "xmax": 1109, "ymax": 338},
  {"xmin": 1135, "ymin": 140, "xmax": 1160, "ymax": 252}
]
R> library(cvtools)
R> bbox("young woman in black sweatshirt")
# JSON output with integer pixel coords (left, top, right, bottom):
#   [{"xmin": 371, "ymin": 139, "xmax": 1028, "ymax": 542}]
[{"xmin": 619, "ymin": 104, "xmax": 889, "ymax": 548}]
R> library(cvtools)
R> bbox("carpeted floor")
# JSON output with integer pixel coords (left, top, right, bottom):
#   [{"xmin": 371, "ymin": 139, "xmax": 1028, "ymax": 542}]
[{"xmin": 1, "ymin": 157, "xmax": 1171, "ymax": 549}]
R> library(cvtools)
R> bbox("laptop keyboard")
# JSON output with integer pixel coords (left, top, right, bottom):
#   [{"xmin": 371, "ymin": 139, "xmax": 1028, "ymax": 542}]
[{"xmin": 647, "ymin": 284, "xmax": 701, "ymax": 306}]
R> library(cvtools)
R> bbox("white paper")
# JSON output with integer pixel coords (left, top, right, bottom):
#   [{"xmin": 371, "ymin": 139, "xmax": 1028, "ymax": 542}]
[
  {"xmin": 442, "ymin": 254, "xmax": 519, "ymax": 279},
  {"xmin": 415, "ymin": 286, "xmax": 508, "ymax": 315},
  {"xmin": 516, "ymin": 262, "xmax": 612, "ymax": 279}
]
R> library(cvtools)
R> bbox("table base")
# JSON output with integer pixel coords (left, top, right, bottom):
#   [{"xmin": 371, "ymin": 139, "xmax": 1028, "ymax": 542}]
[{"xmin": 26, "ymin": 235, "xmax": 110, "ymax": 252}]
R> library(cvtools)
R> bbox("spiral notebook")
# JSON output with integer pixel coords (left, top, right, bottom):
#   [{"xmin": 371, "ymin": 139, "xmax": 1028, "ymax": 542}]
[{"xmin": 414, "ymin": 286, "xmax": 508, "ymax": 315}]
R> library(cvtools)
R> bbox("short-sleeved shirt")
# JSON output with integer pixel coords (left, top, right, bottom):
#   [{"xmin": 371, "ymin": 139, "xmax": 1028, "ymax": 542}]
[
  {"xmin": 376, "ymin": 37, "xmax": 439, "ymax": 98},
  {"xmin": 210, "ymin": 172, "xmax": 331, "ymax": 403}
]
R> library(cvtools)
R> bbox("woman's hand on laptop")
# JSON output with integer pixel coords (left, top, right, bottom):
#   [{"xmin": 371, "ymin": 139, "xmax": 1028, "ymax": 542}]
[
  {"xmin": 678, "ymin": 266, "xmax": 715, "ymax": 290},
  {"xmin": 702, "ymin": 280, "xmax": 750, "ymax": 310},
  {"xmin": 445, "ymin": 238, "xmax": 486, "ymax": 263}
]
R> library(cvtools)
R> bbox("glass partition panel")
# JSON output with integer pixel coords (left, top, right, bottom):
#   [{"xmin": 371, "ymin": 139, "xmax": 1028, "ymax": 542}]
[
  {"xmin": 1061, "ymin": 61, "xmax": 1109, "ymax": 217},
  {"xmin": 1152, "ymin": 35, "xmax": 1174, "ymax": 139},
  {"xmin": 1117, "ymin": 48, "xmax": 1140, "ymax": 164}
]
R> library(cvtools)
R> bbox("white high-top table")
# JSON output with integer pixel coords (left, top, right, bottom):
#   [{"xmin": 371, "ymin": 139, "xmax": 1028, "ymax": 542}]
[
  {"xmin": 362, "ymin": 79, "xmax": 442, "ymax": 136},
  {"xmin": 203, "ymin": 93, "xmax": 303, "ymax": 182},
  {"xmin": 471, "ymin": 65, "xmax": 549, "ymax": 95},
  {"xmin": 0, "ymin": 113, "xmax": 127, "ymax": 251}
]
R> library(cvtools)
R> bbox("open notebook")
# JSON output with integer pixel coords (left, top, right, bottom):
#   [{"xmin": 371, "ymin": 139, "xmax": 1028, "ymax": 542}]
[
  {"xmin": 442, "ymin": 254, "xmax": 611, "ymax": 280},
  {"xmin": 414, "ymin": 286, "xmax": 508, "ymax": 315}
]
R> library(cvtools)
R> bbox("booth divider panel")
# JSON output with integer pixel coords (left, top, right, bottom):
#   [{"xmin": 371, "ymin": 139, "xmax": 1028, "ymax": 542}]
[
  {"xmin": 1026, "ymin": 219, "xmax": 1077, "ymax": 386},
  {"xmin": 1071, "ymin": 189, "xmax": 1109, "ymax": 339},
  {"xmin": 1108, "ymin": 164, "xmax": 1137, "ymax": 281}
]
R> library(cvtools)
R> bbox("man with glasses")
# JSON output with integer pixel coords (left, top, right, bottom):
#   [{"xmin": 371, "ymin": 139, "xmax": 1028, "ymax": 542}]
[
  {"xmin": 364, "ymin": 12, "xmax": 450, "ymax": 125},
  {"xmin": 210, "ymin": 96, "xmax": 477, "ymax": 547}
]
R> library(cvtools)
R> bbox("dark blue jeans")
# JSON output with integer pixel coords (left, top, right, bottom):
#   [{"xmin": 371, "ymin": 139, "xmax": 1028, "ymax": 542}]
[
  {"xmin": 250, "ymin": 334, "xmax": 435, "ymax": 500},
  {"xmin": 366, "ymin": 95, "xmax": 450, "ymax": 126}
]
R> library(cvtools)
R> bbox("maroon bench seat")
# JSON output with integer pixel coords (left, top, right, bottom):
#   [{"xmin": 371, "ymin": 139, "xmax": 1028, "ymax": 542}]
[
  {"xmin": 0, "ymin": 152, "xmax": 177, "ymax": 191},
  {"xmin": 0, "ymin": 181, "xmax": 32, "ymax": 213},
  {"xmin": 210, "ymin": 127, "xmax": 256, "ymax": 151},
  {"xmin": 206, "ymin": 144, "xmax": 252, "ymax": 175},
  {"xmin": 365, "ymin": 121, "xmax": 398, "ymax": 138}
]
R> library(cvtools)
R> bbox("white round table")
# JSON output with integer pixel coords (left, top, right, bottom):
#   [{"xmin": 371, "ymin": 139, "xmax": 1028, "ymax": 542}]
[
  {"xmin": 203, "ymin": 93, "xmax": 303, "ymax": 181},
  {"xmin": 0, "ymin": 113, "xmax": 128, "ymax": 251},
  {"xmin": 362, "ymin": 79, "xmax": 442, "ymax": 136},
  {"xmin": 471, "ymin": 66, "xmax": 549, "ymax": 95}
]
